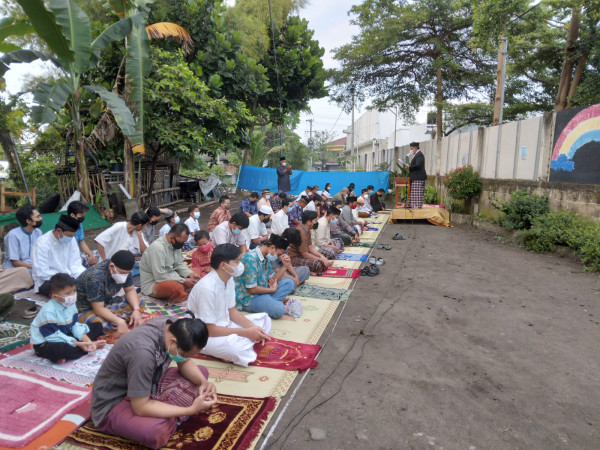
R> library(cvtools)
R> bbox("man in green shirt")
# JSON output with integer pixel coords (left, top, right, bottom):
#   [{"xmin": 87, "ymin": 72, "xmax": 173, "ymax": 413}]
[{"xmin": 139, "ymin": 223, "xmax": 200, "ymax": 303}]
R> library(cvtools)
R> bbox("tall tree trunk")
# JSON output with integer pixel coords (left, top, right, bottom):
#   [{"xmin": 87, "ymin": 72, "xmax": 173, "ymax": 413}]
[
  {"xmin": 566, "ymin": 52, "xmax": 589, "ymax": 109},
  {"xmin": 0, "ymin": 130, "xmax": 18, "ymax": 176},
  {"xmin": 70, "ymin": 93, "xmax": 91, "ymax": 202},
  {"xmin": 555, "ymin": 7, "xmax": 580, "ymax": 111},
  {"xmin": 124, "ymin": 140, "xmax": 135, "ymax": 198},
  {"xmin": 436, "ymin": 63, "xmax": 443, "ymax": 140}
]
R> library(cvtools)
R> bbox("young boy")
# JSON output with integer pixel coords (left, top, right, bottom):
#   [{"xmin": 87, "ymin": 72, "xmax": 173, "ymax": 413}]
[
  {"xmin": 30, "ymin": 273, "xmax": 105, "ymax": 364},
  {"xmin": 191, "ymin": 230, "xmax": 213, "ymax": 279}
]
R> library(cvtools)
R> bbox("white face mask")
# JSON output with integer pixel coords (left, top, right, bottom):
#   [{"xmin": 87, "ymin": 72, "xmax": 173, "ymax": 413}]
[
  {"xmin": 281, "ymin": 162, "xmax": 287, "ymax": 166},
  {"xmin": 111, "ymin": 267, "xmax": 129, "ymax": 284},
  {"xmin": 225, "ymin": 262, "xmax": 244, "ymax": 277},
  {"xmin": 62, "ymin": 294, "xmax": 77, "ymax": 307}
]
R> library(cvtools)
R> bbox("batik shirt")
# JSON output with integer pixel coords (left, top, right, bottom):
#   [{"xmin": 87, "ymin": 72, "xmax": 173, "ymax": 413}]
[
  {"xmin": 240, "ymin": 199, "xmax": 258, "ymax": 216},
  {"xmin": 287, "ymin": 204, "xmax": 303, "ymax": 227},
  {"xmin": 76, "ymin": 259, "xmax": 134, "ymax": 312},
  {"xmin": 269, "ymin": 195, "xmax": 282, "ymax": 213},
  {"xmin": 207, "ymin": 206, "xmax": 231, "ymax": 232},
  {"xmin": 234, "ymin": 248, "xmax": 274, "ymax": 309}
]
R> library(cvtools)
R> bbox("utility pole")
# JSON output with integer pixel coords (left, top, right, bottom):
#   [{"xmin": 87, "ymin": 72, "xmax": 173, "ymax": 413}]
[
  {"xmin": 493, "ymin": 36, "xmax": 508, "ymax": 126},
  {"xmin": 351, "ymin": 88, "xmax": 355, "ymax": 172},
  {"xmin": 306, "ymin": 118, "xmax": 314, "ymax": 150}
]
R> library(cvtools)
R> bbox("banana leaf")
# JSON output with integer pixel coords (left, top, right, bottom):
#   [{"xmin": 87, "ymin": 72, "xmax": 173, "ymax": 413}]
[
  {"xmin": 48, "ymin": 0, "xmax": 91, "ymax": 73},
  {"xmin": 84, "ymin": 85, "xmax": 137, "ymax": 139}
]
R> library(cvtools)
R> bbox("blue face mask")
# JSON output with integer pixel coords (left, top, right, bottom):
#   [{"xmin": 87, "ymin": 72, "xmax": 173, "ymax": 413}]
[
  {"xmin": 266, "ymin": 252, "xmax": 278, "ymax": 262},
  {"xmin": 232, "ymin": 228, "xmax": 242, "ymax": 235},
  {"xmin": 193, "ymin": 212, "xmax": 200, "ymax": 219},
  {"xmin": 331, "ymin": 218, "xmax": 339, "ymax": 225},
  {"xmin": 167, "ymin": 341, "xmax": 188, "ymax": 363},
  {"xmin": 174, "ymin": 216, "xmax": 181, "ymax": 224},
  {"xmin": 60, "ymin": 235, "xmax": 73, "ymax": 245}
]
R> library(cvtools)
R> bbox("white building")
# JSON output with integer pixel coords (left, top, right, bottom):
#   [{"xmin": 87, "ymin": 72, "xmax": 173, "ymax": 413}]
[{"xmin": 342, "ymin": 109, "xmax": 431, "ymax": 171}]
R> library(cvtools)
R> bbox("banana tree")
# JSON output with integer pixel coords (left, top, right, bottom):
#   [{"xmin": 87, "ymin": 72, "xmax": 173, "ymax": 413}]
[{"xmin": 0, "ymin": 0, "xmax": 140, "ymax": 201}]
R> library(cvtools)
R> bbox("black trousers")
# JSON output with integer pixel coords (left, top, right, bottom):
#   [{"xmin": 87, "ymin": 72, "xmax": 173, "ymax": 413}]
[
  {"xmin": 38, "ymin": 281, "xmax": 51, "ymax": 297},
  {"xmin": 33, "ymin": 322, "xmax": 104, "ymax": 363},
  {"xmin": 332, "ymin": 233, "xmax": 353, "ymax": 246}
]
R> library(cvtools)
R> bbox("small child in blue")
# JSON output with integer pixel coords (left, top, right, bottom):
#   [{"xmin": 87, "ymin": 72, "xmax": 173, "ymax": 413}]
[{"xmin": 31, "ymin": 273, "xmax": 106, "ymax": 364}]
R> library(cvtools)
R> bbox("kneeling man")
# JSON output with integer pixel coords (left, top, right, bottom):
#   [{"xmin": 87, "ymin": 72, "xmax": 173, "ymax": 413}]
[{"xmin": 188, "ymin": 244, "xmax": 271, "ymax": 367}]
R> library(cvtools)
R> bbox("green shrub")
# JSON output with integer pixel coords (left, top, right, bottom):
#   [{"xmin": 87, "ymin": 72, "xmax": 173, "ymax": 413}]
[
  {"xmin": 424, "ymin": 185, "xmax": 438, "ymax": 204},
  {"xmin": 493, "ymin": 189, "xmax": 550, "ymax": 230},
  {"xmin": 442, "ymin": 165, "xmax": 482, "ymax": 200},
  {"xmin": 521, "ymin": 209, "xmax": 600, "ymax": 272}
]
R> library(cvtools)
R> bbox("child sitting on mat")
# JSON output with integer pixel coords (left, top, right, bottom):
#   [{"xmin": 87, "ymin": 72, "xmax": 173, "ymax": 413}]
[
  {"xmin": 30, "ymin": 273, "xmax": 106, "ymax": 364},
  {"xmin": 190, "ymin": 230, "xmax": 213, "ymax": 279}
]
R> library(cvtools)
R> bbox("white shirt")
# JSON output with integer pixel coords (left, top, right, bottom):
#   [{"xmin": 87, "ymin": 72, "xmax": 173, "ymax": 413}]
[
  {"xmin": 32, "ymin": 230, "xmax": 85, "ymax": 292},
  {"xmin": 271, "ymin": 209, "xmax": 288, "ymax": 235},
  {"xmin": 304, "ymin": 201, "xmax": 317, "ymax": 212},
  {"xmin": 94, "ymin": 221, "xmax": 143, "ymax": 260},
  {"xmin": 247, "ymin": 214, "xmax": 267, "ymax": 241},
  {"xmin": 184, "ymin": 216, "xmax": 200, "ymax": 244},
  {"xmin": 311, "ymin": 216, "xmax": 332, "ymax": 247},
  {"xmin": 159, "ymin": 223, "xmax": 171, "ymax": 237},
  {"xmin": 3, "ymin": 226, "xmax": 42, "ymax": 269},
  {"xmin": 211, "ymin": 221, "xmax": 246, "ymax": 247},
  {"xmin": 187, "ymin": 269, "xmax": 235, "ymax": 327}
]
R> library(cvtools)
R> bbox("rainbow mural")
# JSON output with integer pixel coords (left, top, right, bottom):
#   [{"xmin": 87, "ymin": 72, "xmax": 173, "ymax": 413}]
[{"xmin": 550, "ymin": 103, "xmax": 600, "ymax": 184}]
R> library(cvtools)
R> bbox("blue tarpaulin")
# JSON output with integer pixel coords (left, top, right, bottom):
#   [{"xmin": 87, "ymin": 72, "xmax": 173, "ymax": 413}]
[{"xmin": 235, "ymin": 165, "xmax": 390, "ymax": 195}]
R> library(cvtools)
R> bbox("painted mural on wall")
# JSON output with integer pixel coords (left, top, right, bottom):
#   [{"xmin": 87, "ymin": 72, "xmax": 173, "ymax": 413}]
[{"xmin": 550, "ymin": 103, "xmax": 600, "ymax": 184}]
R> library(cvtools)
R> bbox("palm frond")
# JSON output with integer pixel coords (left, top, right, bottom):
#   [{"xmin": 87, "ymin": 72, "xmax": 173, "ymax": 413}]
[{"xmin": 145, "ymin": 22, "xmax": 194, "ymax": 56}]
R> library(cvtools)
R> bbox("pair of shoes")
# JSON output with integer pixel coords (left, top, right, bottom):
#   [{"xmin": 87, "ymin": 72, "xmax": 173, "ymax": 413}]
[
  {"xmin": 368, "ymin": 256, "xmax": 386, "ymax": 266},
  {"xmin": 377, "ymin": 243, "xmax": 393, "ymax": 250},
  {"xmin": 392, "ymin": 233, "xmax": 406, "ymax": 240},
  {"xmin": 360, "ymin": 264, "xmax": 380, "ymax": 277},
  {"xmin": 23, "ymin": 304, "xmax": 41, "ymax": 319}
]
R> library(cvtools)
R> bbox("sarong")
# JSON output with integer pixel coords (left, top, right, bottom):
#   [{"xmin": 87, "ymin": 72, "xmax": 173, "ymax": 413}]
[{"xmin": 409, "ymin": 180, "xmax": 425, "ymax": 209}]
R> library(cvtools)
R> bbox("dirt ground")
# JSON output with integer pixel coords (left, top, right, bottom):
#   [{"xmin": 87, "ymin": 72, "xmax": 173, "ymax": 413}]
[{"xmin": 257, "ymin": 220, "xmax": 600, "ymax": 450}]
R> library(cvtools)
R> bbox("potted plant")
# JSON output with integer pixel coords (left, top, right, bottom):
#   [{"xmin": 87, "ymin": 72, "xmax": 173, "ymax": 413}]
[{"xmin": 442, "ymin": 165, "xmax": 482, "ymax": 213}]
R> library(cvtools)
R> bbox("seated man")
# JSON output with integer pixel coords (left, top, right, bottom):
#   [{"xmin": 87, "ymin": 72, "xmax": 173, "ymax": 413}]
[
  {"xmin": 311, "ymin": 207, "xmax": 345, "ymax": 259},
  {"xmin": 143, "ymin": 206, "xmax": 173, "ymax": 245},
  {"xmin": 139, "ymin": 224, "xmax": 201, "ymax": 303},
  {"xmin": 207, "ymin": 196, "xmax": 231, "ymax": 232},
  {"xmin": 330, "ymin": 199, "xmax": 360, "ymax": 246},
  {"xmin": 32, "ymin": 215, "xmax": 86, "ymax": 296},
  {"xmin": 0, "ymin": 250, "xmax": 33, "ymax": 294},
  {"xmin": 188, "ymin": 244, "xmax": 272, "ymax": 367},
  {"xmin": 3, "ymin": 205, "xmax": 43, "ymax": 271},
  {"xmin": 184, "ymin": 205, "xmax": 201, "ymax": 249},
  {"xmin": 190, "ymin": 230, "xmax": 213, "ymax": 279},
  {"xmin": 211, "ymin": 212, "xmax": 249, "ymax": 254},
  {"xmin": 287, "ymin": 211, "xmax": 332, "ymax": 275},
  {"xmin": 159, "ymin": 212, "xmax": 179, "ymax": 237},
  {"xmin": 357, "ymin": 190, "xmax": 373, "ymax": 218},
  {"xmin": 304, "ymin": 194, "xmax": 322, "ymax": 214},
  {"xmin": 340, "ymin": 196, "xmax": 365, "ymax": 235},
  {"xmin": 269, "ymin": 231, "xmax": 310, "ymax": 286},
  {"xmin": 67, "ymin": 201, "xmax": 99, "ymax": 267},
  {"xmin": 77, "ymin": 250, "xmax": 144, "ymax": 334},
  {"xmin": 95, "ymin": 211, "xmax": 149, "ymax": 261},
  {"xmin": 235, "ymin": 240, "xmax": 297, "ymax": 320},
  {"xmin": 247, "ymin": 205, "xmax": 273, "ymax": 250},
  {"xmin": 270, "ymin": 192, "xmax": 286, "ymax": 213},
  {"xmin": 369, "ymin": 188, "xmax": 386, "ymax": 212},
  {"xmin": 270, "ymin": 198, "xmax": 290, "ymax": 236},
  {"xmin": 331, "ymin": 187, "xmax": 349, "ymax": 204},
  {"xmin": 257, "ymin": 189, "xmax": 271, "ymax": 209},
  {"xmin": 240, "ymin": 192, "xmax": 259, "ymax": 217},
  {"xmin": 287, "ymin": 196, "xmax": 307, "ymax": 227}
]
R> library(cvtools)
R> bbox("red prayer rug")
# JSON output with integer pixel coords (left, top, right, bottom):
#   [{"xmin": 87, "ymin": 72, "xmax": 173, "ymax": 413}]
[
  {"xmin": 0, "ymin": 367, "xmax": 91, "ymax": 448},
  {"xmin": 196, "ymin": 338, "xmax": 321, "ymax": 372},
  {"xmin": 63, "ymin": 394, "xmax": 278, "ymax": 450},
  {"xmin": 322, "ymin": 267, "xmax": 361, "ymax": 278}
]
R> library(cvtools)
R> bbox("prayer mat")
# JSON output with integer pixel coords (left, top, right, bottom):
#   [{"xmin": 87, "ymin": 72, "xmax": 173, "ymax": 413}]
[
  {"xmin": 270, "ymin": 297, "xmax": 339, "ymax": 344},
  {"xmin": 331, "ymin": 260, "xmax": 362, "ymax": 269},
  {"xmin": 61, "ymin": 394, "xmax": 278, "ymax": 450},
  {"xmin": 0, "ymin": 345, "xmax": 113, "ymax": 387},
  {"xmin": 0, "ymin": 367, "xmax": 91, "ymax": 448},
  {"xmin": 341, "ymin": 246, "xmax": 370, "ymax": 254},
  {"xmin": 336, "ymin": 253, "xmax": 368, "ymax": 262},
  {"xmin": 144, "ymin": 301, "xmax": 188, "ymax": 317},
  {"xmin": 322, "ymin": 267, "xmax": 361, "ymax": 279},
  {"xmin": 101, "ymin": 311, "xmax": 162, "ymax": 345},
  {"xmin": 354, "ymin": 241, "xmax": 375, "ymax": 248},
  {"xmin": 361, "ymin": 230, "xmax": 380, "ymax": 240},
  {"xmin": 195, "ymin": 338, "xmax": 321, "ymax": 372},
  {"xmin": 0, "ymin": 320, "xmax": 30, "ymax": 353},
  {"xmin": 192, "ymin": 358, "xmax": 297, "ymax": 398},
  {"xmin": 364, "ymin": 226, "xmax": 379, "ymax": 231},
  {"xmin": 293, "ymin": 285, "xmax": 352, "ymax": 302},
  {"xmin": 13, "ymin": 289, "xmax": 49, "ymax": 302},
  {"xmin": 305, "ymin": 276, "xmax": 353, "ymax": 289}
]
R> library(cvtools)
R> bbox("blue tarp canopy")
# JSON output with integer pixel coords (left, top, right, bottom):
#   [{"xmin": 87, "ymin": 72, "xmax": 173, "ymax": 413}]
[{"xmin": 236, "ymin": 165, "xmax": 390, "ymax": 195}]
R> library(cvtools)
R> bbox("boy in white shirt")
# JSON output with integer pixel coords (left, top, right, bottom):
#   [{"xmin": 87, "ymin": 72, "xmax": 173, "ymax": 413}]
[
  {"xmin": 270, "ymin": 198, "xmax": 290, "ymax": 236},
  {"xmin": 183, "ymin": 205, "xmax": 201, "ymax": 249}
]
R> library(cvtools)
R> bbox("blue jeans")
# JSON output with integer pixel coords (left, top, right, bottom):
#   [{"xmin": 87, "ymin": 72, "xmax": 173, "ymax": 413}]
[{"xmin": 242, "ymin": 278, "xmax": 295, "ymax": 318}]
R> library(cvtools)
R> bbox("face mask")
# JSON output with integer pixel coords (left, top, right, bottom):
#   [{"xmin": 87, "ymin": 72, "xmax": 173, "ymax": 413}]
[
  {"xmin": 281, "ymin": 162, "xmax": 287, "ymax": 166},
  {"xmin": 363, "ymin": 194, "xmax": 368, "ymax": 199},
  {"xmin": 225, "ymin": 262, "xmax": 244, "ymax": 277},
  {"xmin": 327, "ymin": 201, "xmax": 332, "ymax": 206},
  {"xmin": 351, "ymin": 204, "xmax": 358, "ymax": 209},
  {"xmin": 174, "ymin": 216, "xmax": 181, "ymax": 224},
  {"xmin": 193, "ymin": 212, "xmax": 200, "ymax": 219},
  {"xmin": 232, "ymin": 228, "xmax": 242, "ymax": 235},
  {"xmin": 262, "ymin": 218, "xmax": 270, "ymax": 224},
  {"xmin": 266, "ymin": 195, "xmax": 271, "ymax": 200},
  {"xmin": 172, "ymin": 240, "xmax": 185, "ymax": 250},
  {"xmin": 198, "ymin": 243, "xmax": 212, "ymax": 253},
  {"xmin": 223, "ymin": 204, "xmax": 231, "ymax": 210},
  {"xmin": 59, "ymin": 294, "xmax": 77, "ymax": 307},
  {"xmin": 331, "ymin": 218, "xmax": 339, "ymax": 224},
  {"xmin": 60, "ymin": 235, "xmax": 73, "ymax": 245},
  {"xmin": 149, "ymin": 220, "xmax": 159, "ymax": 226},
  {"xmin": 33, "ymin": 220, "xmax": 43, "ymax": 228},
  {"xmin": 312, "ymin": 222, "xmax": 319, "ymax": 230},
  {"xmin": 167, "ymin": 341, "xmax": 188, "ymax": 363},
  {"xmin": 77, "ymin": 216, "xmax": 85, "ymax": 224},
  {"xmin": 266, "ymin": 252, "xmax": 278, "ymax": 262},
  {"xmin": 111, "ymin": 267, "xmax": 129, "ymax": 284}
]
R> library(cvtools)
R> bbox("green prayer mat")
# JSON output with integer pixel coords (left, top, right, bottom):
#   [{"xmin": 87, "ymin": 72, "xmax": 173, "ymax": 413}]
[
  {"xmin": 0, "ymin": 320, "xmax": 30, "ymax": 352},
  {"xmin": 354, "ymin": 241, "xmax": 375, "ymax": 248},
  {"xmin": 294, "ymin": 285, "xmax": 352, "ymax": 302},
  {"xmin": 0, "ymin": 203, "xmax": 110, "ymax": 232}
]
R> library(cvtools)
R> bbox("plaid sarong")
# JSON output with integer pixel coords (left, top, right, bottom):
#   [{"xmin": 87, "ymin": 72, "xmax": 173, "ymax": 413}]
[
  {"xmin": 291, "ymin": 256, "xmax": 325, "ymax": 275},
  {"xmin": 78, "ymin": 296, "xmax": 145, "ymax": 330},
  {"xmin": 409, "ymin": 180, "xmax": 426, "ymax": 209}
]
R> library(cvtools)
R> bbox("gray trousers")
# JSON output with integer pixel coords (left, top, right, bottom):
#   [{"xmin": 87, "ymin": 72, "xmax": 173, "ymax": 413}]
[{"xmin": 270, "ymin": 258, "xmax": 310, "ymax": 286}]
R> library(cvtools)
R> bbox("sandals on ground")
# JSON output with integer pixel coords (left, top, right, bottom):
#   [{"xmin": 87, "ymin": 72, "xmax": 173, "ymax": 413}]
[
  {"xmin": 360, "ymin": 264, "xmax": 380, "ymax": 277},
  {"xmin": 23, "ymin": 305, "xmax": 41, "ymax": 319},
  {"xmin": 384, "ymin": 244, "xmax": 392, "ymax": 250},
  {"xmin": 392, "ymin": 233, "xmax": 406, "ymax": 241}
]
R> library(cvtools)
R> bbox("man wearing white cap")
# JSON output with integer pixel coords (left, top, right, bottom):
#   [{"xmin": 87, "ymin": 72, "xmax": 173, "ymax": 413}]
[{"xmin": 247, "ymin": 205, "xmax": 273, "ymax": 250}]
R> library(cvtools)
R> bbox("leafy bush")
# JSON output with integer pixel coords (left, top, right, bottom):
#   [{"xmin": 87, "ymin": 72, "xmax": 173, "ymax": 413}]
[
  {"xmin": 424, "ymin": 185, "xmax": 438, "ymax": 204},
  {"xmin": 8, "ymin": 154, "xmax": 59, "ymax": 207},
  {"xmin": 492, "ymin": 189, "xmax": 550, "ymax": 230},
  {"xmin": 521, "ymin": 209, "xmax": 600, "ymax": 272},
  {"xmin": 442, "ymin": 165, "xmax": 482, "ymax": 200}
]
